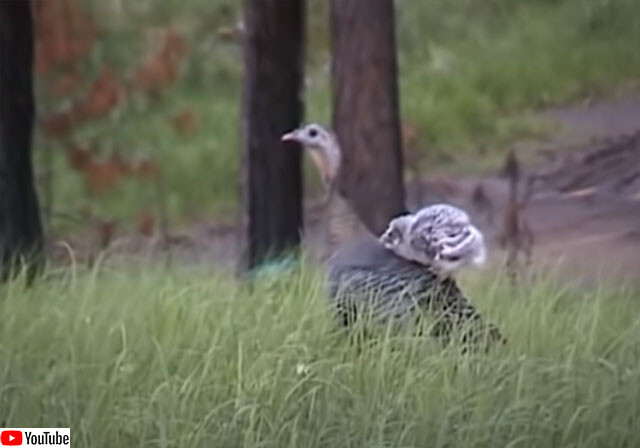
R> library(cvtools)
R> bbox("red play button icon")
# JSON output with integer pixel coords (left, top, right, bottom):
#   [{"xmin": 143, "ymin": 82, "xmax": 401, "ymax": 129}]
[{"xmin": 0, "ymin": 430, "xmax": 22, "ymax": 446}]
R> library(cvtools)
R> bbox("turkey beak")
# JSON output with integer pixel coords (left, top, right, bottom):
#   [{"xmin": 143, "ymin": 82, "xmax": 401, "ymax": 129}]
[{"xmin": 281, "ymin": 130, "xmax": 299, "ymax": 143}]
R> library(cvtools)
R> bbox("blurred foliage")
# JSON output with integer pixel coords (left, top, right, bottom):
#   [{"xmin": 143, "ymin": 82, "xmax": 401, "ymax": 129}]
[{"xmin": 32, "ymin": 0, "xmax": 640, "ymax": 235}]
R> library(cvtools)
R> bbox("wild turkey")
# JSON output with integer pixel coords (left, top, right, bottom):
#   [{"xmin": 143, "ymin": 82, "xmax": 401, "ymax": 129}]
[
  {"xmin": 282, "ymin": 124, "xmax": 504, "ymax": 347},
  {"xmin": 380, "ymin": 203, "xmax": 486, "ymax": 278},
  {"xmin": 281, "ymin": 124, "xmax": 368, "ymax": 255}
]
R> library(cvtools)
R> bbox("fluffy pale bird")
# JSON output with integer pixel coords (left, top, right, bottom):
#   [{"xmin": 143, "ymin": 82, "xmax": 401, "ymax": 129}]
[{"xmin": 380, "ymin": 204, "xmax": 486, "ymax": 276}]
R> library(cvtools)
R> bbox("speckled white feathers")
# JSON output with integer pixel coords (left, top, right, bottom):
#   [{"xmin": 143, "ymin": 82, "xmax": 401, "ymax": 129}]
[{"xmin": 379, "ymin": 204, "xmax": 486, "ymax": 276}]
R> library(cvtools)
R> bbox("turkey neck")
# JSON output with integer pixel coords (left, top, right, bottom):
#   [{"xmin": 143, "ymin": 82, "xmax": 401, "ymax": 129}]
[
  {"xmin": 314, "ymin": 137, "xmax": 370, "ymax": 257},
  {"xmin": 310, "ymin": 133, "xmax": 341, "ymax": 189}
]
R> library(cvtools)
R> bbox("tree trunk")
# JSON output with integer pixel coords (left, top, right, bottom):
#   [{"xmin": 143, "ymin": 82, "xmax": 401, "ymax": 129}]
[
  {"xmin": 330, "ymin": 0, "xmax": 406, "ymax": 236},
  {"xmin": 241, "ymin": 0, "xmax": 305, "ymax": 271},
  {"xmin": 0, "ymin": 0, "xmax": 43, "ymax": 280}
]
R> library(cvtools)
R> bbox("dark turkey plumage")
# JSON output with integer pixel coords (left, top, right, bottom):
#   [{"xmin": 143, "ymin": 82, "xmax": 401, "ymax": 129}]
[{"xmin": 327, "ymin": 235, "xmax": 505, "ymax": 347}]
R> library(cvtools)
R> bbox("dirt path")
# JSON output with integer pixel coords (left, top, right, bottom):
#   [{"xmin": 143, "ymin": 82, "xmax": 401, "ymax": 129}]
[
  {"xmin": 413, "ymin": 172, "xmax": 640, "ymax": 287},
  {"xmin": 500, "ymin": 94, "xmax": 640, "ymax": 285},
  {"xmin": 413, "ymin": 93, "xmax": 640, "ymax": 286},
  {"xmin": 545, "ymin": 93, "xmax": 640, "ymax": 146}
]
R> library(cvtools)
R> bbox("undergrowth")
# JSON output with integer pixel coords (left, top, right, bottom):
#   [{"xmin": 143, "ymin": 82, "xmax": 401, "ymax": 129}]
[{"xmin": 1, "ymin": 261, "xmax": 639, "ymax": 447}]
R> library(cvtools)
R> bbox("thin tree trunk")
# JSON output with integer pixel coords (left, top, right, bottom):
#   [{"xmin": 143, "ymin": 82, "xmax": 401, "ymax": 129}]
[
  {"xmin": 241, "ymin": 0, "xmax": 305, "ymax": 271},
  {"xmin": 0, "ymin": 0, "xmax": 43, "ymax": 281},
  {"xmin": 330, "ymin": 0, "xmax": 406, "ymax": 236}
]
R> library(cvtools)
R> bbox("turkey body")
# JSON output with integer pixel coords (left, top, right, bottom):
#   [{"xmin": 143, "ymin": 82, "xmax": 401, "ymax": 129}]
[{"xmin": 327, "ymin": 234, "xmax": 504, "ymax": 346}]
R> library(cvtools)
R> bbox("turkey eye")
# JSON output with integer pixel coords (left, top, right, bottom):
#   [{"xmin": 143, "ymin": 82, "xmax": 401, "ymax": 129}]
[{"xmin": 308, "ymin": 128, "xmax": 318, "ymax": 138}]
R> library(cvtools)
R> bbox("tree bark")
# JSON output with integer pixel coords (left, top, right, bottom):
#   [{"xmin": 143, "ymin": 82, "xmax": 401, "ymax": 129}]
[
  {"xmin": 242, "ymin": 0, "xmax": 305, "ymax": 271},
  {"xmin": 330, "ymin": 0, "xmax": 406, "ymax": 236},
  {"xmin": 0, "ymin": 0, "xmax": 43, "ymax": 280}
]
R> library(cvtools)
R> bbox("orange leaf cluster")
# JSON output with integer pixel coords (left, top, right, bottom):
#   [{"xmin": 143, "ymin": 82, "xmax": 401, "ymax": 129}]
[
  {"xmin": 76, "ymin": 66, "xmax": 121, "ymax": 120},
  {"xmin": 41, "ymin": 111, "xmax": 76, "ymax": 139},
  {"xmin": 171, "ymin": 109, "xmax": 199, "ymax": 136},
  {"xmin": 84, "ymin": 158, "xmax": 124, "ymax": 194},
  {"xmin": 65, "ymin": 142, "xmax": 160, "ymax": 195},
  {"xmin": 42, "ymin": 67, "xmax": 122, "ymax": 138},
  {"xmin": 136, "ymin": 209, "xmax": 155, "ymax": 236},
  {"xmin": 133, "ymin": 28, "xmax": 188, "ymax": 93},
  {"xmin": 34, "ymin": 0, "xmax": 96, "ymax": 76},
  {"xmin": 66, "ymin": 141, "xmax": 93, "ymax": 171},
  {"xmin": 33, "ymin": 1, "xmax": 187, "ymax": 237}
]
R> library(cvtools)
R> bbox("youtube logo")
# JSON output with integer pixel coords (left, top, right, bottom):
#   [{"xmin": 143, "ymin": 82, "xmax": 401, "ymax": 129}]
[
  {"xmin": 0, "ymin": 430, "xmax": 22, "ymax": 446},
  {"xmin": 0, "ymin": 428, "xmax": 70, "ymax": 447}
]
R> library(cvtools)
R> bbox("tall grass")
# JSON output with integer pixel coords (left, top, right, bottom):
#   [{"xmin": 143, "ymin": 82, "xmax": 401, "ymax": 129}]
[{"xmin": 1, "ymin": 262, "xmax": 639, "ymax": 447}]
